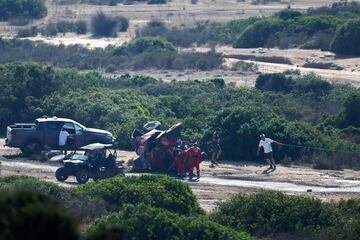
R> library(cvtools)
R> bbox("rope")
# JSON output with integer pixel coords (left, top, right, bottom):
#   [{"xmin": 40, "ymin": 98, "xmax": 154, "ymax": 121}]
[{"xmin": 278, "ymin": 143, "xmax": 360, "ymax": 155}]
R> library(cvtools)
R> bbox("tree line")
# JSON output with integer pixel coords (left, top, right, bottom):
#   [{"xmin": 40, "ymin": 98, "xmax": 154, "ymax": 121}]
[{"xmin": 0, "ymin": 62, "xmax": 359, "ymax": 169}]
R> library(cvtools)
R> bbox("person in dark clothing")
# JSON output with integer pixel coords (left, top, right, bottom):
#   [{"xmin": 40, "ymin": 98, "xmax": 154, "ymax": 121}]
[{"xmin": 211, "ymin": 128, "xmax": 222, "ymax": 166}]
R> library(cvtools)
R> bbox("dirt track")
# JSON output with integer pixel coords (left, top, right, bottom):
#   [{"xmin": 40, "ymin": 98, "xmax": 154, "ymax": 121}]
[{"xmin": 1, "ymin": 139, "xmax": 360, "ymax": 212}]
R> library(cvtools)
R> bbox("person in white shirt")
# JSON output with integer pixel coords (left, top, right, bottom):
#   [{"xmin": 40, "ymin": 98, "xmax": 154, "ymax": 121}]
[
  {"xmin": 59, "ymin": 126, "xmax": 70, "ymax": 155},
  {"xmin": 257, "ymin": 134, "xmax": 281, "ymax": 170}
]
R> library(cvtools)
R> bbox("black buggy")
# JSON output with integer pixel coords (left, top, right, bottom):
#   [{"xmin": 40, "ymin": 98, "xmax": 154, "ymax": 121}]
[{"xmin": 55, "ymin": 143, "xmax": 124, "ymax": 184}]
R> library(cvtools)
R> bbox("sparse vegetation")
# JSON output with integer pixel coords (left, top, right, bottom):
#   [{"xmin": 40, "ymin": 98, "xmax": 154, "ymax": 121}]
[
  {"xmin": 60, "ymin": 0, "xmax": 167, "ymax": 5},
  {"xmin": 0, "ymin": 38, "xmax": 223, "ymax": 71},
  {"xmin": 135, "ymin": 2, "xmax": 360, "ymax": 54},
  {"xmin": 0, "ymin": 0, "xmax": 47, "ymax": 21}
]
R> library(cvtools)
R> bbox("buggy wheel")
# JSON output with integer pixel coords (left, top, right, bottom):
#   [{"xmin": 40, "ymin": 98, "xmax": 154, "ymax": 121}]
[
  {"xmin": 55, "ymin": 167, "xmax": 68, "ymax": 182},
  {"xmin": 76, "ymin": 169, "xmax": 89, "ymax": 184}
]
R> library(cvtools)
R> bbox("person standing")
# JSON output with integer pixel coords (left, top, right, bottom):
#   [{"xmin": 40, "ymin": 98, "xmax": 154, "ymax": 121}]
[
  {"xmin": 174, "ymin": 140, "xmax": 187, "ymax": 178},
  {"xmin": 59, "ymin": 126, "xmax": 70, "ymax": 155},
  {"xmin": 211, "ymin": 128, "xmax": 222, "ymax": 166},
  {"xmin": 186, "ymin": 143, "xmax": 203, "ymax": 180},
  {"xmin": 257, "ymin": 134, "xmax": 281, "ymax": 169}
]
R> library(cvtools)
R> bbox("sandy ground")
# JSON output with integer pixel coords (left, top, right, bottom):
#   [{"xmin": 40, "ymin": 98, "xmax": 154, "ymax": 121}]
[
  {"xmin": 1, "ymin": 139, "xmax": 360, "ymax": 212},
  {"xmin": 0, "ymin": 0, "xmax": 342, "ymax": 34}
]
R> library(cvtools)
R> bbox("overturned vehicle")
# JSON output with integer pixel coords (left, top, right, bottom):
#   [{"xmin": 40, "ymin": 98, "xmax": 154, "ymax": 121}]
[
  {"xmin": 55, "ymin": 143, "xmax": 124, "ymax": 184},
  {"xmin": 131, "ymin": 121, "xmax": 206, "ymax": 173}
]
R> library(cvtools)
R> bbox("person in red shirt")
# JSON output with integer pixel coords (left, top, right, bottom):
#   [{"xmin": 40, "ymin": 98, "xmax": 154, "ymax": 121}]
[
  {"xmin": 174, "ymin": 140, "xmax": 188, "ymax": 178},
  {"xmin": 186, "ymin": 143, "xmax": 203, "ymax": 180}
]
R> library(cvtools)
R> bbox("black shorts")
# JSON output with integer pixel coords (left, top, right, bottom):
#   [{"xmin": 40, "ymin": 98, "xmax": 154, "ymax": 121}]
[
  {"xmin": 264, "ymin": 152, "xmax": 273, "ymax": 160},
  {"xmin": 212, "ymin": 143, "xmax": 221, "ymax": 153}
]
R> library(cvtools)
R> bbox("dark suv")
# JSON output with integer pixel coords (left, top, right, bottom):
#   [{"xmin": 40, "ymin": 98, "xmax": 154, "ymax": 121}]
[{"xmin": 6, "ymin": 117, "xmax": 115, "ymax": 156}]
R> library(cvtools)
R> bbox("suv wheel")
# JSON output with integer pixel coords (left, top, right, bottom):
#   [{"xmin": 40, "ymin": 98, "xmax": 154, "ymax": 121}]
[
  {"xmin": 76, "ymin": 169, "xmax": 89, "ymax": 184},
  {"xmin": 55, "ymin": 167, "xmax": 68, "ymax": 182}
]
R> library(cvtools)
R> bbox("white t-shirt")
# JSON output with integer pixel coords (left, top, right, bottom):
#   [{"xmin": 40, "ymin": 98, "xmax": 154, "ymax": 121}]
[
  {"xmin": 59, "ymin": 130, "xmax": 70, "ymax": 146},
  {"xmin": 259, "ymin": 138, "xmax": 274, "ymax": 153}
]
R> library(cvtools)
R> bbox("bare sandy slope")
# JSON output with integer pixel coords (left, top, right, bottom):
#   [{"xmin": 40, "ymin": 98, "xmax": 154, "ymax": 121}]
[
  {"xmin": 1, "ymin": 139, "xmax": 360, "ymax": 212},
  {"xmin": 0, "ymin": 0, "xmax": 342, "ymax": 37}
]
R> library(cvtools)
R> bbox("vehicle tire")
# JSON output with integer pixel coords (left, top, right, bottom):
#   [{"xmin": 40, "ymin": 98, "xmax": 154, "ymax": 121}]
[
  {"xmin": 21, "ymin": 140, "xmax": 42, "ymax": 157},
  {"xmin": 76, "ymin": 169, "xmax": 89, "ymax": 184},
  {"xmin": 55, "ymin": 167, "xmax": 68, "ymax": 182}
]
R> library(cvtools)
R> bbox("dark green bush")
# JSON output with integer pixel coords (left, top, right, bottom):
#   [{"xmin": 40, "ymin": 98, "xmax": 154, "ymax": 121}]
[
  {"xmin": 0, "ymin": 190, "xmax": 79, "ymax": 240},
  {"xmin": 76, "ymin": 175, "xmax": 203, "ymax": 215},
  {"xmin": 0, "ymin": 0, "xmax": 47, "ymax": 21},
  {"xmin": 40, "ymin": 21, "xmax": 88, "ymax": 36},
  {"xmin": 75, "ymin": 20, "xmax": 88, "ymax": 34},
  {"xmin": 114, "ymin": 37, "xmax": 176, "ymax": 55},
  {"xmin": 330, "ymin": 18, "xmax": 360, "ymax": 55},
  {"xmin": 87, "ymin": 204, "xmax": 253, "ymax": 240},
  {"xmin": 91, "ymin": 12, "xmax": 118, "ymax": 37},
  {"xmin": 85, "ymin": 225, "xmax": 125, "ymax": 240},
  {"xmin": 234, "ymin": 17, "xmax": 284, "ymax": 48},
  {"xmin": 255, "ymin": 73, "xmax": 332, "ymax": 97},
  {"xmin": 42, "ymin": 22, "xmax": 59, "ymax": 36},
  {"xmin": 276, "ymin": 9, "xmax": 302, "ymax": 20},
  {"xmin": 115, "ymin": 16, "xmax": 129, "ymax": 32},
  {"xmin": 17, "ymin": 26, "xmax": 38, "ymax": 37},
  {"xmin": 0, "ymin": 175, "xmax": 108, "ymax": 220},
  {"xmin": 255, "ymin": 73, "xmax": 294, "ymax": 92},
  {"xmin": 211, "ymin": 191, "xmax": 335, "ymax": 236},
  {"xmin": 338, "ymin": 92, "xmax": 360, "ymax": 128},
  {"xmin": 307, "ymin": 1, "xmax": 360, "ymax": 19},
  {"xmin": 206, "ymin": 104, "xmax": 328, "ymax": 161}
]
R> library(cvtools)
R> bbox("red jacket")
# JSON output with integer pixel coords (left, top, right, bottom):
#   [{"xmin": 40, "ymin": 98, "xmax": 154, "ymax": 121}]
[{"xmin": 186, "ymin": 146, "xmax": 203, "ymax": 165}]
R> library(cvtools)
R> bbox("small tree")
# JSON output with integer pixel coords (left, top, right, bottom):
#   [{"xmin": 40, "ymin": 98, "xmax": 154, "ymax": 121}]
[
  {"xmin": 342, "ymin": 92, "xmax": 360, "ymax": 127},
  {"xmin": 91, "ymin": 12, "xmax": 118, "ymax": 37},
  {"xmin": 330, "ymin": 18, "xmax": 360, "ymax": 55}
]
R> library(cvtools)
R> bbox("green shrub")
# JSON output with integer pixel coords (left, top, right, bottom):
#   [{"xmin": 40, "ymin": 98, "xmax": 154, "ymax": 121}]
[
  {"xmin": 76, "ymin": 175, "xmax": 203, "ymax": 215},
  {"xmin": 114, "ymin": 37, "xmax": 176, "ymax": 55},
  {"xmin": 0, "ymin": 190, "xmax": 79, "ymax": 240},
  {"xmin": 294, "ymin": 15, "xmax": 341, "ymax": 34},
  {"xmin": 211, "ymin": 191, "xmax": 335, "ymax": 236},
  {"xmin": 115, "ymin": 16, "xmax": 129, "ymax": 32},
  {"xmin": 255, "ymin": 73, "xmax": 294, "ymax": 92},
  {"xmin": 75, "ymin": 20, "xmax": 88, "ymax": 34},
  {"xmin": 338, "ymin": 92, "xmax": 360, "ymax": 128},
  {"xmin": 234, "ymin": 17, "xmax": 284, "ymax": 48},
  {"xmin": 0, "ymin": 0, "xmax": 47, "ymax": 21},
  {"xmin": 307, "ymin": 1, "xmax": 360, "ymax": 19},
  {"xmin": 330, "ymin": 18, "xmax": 360, "ymax": 55},
  {"xmin": 85, "ymin": 225, "xmax": 125, "ymax": 240},
  {"xmin": 206, "ymin": 104, "xmax": 328, "ymax": 161},
  {"xmin": 91, "ymin": 12, "xmax": 118, "ymax": 37},
  {"xmin": 17, "ymin": 26, "xmax": 38, "ymax": 37},
  {"xmin": 276, "ymin": 9, "xmax": 302, "ymax": 20},
  {"xmin": 42, "ymin": 22, "xmax": 59, "ymax": 36},
  {"xmin": 0, "ymin": 175, "xmax": 108, "ymax": 220},
  {"xmin": 87, "ymin": 204, "xmax": 252, "ymax": 240}
]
